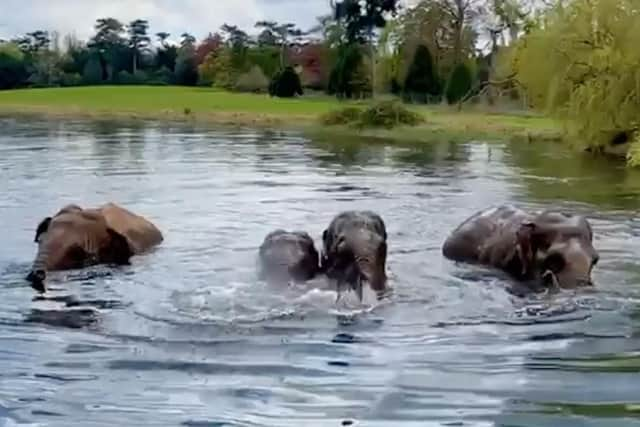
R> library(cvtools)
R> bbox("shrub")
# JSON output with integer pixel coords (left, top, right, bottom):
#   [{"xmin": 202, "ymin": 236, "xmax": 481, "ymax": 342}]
[
  {"xmin": 445, "ymin": 62, "xmax": 473, "ymax": 104},
  {"xmin": 234, "ymin": 65, "xmax": 269, "ymax": 93},
  {"xmin": 60, "ymin": 72, "xmax": 82, "ymax": 87},
  {"xmin": 148, "ymin": 66, "xmax": 174, "ymax": 85},
  {"xmin": 359, "ymin": 100, "xmax": 423, "ymax": 128},
  {"xmin": 269, "ymin": 66, "xmax": 303, "ymax": 98},
  {"xmin": 320, "ymin": 100, "xmax": 423, "ymax": 129},
  {"xmin": 321, "ymin": 107, "xmax": 362, "ymax": 126}
]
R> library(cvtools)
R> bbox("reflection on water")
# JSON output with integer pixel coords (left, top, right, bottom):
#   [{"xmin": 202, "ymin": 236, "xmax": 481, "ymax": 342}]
[{"xmin": 1, "ymin": 116, "xmax": 640, "ymax": 426}]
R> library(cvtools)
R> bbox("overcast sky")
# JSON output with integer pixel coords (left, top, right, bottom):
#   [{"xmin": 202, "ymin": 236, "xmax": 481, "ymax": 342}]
[{"xmin": 0, "ymin": 0, "xmax": 338, "ymax": 42}]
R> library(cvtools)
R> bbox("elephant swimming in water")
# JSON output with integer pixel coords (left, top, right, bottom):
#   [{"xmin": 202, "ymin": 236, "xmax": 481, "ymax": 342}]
[
  {"xmin": 27, "ymin": 202, "xmax": 163, "ymax": 292},
  {"xmin": 258, "ymin": 230, "xmax": 320, "ymax": 284},
  {"xmin": 321, "ymin": 210, "xmax": 388, "ymax": 300},
  {"xmin": 442, "ymin": 205, "xmax": 599, "ymax": 291}
]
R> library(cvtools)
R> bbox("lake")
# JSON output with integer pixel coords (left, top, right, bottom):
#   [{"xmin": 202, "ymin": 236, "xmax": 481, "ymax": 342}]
[{"xmin": 1, "ymin": 116, "xmax": 640, "ymax": 427}]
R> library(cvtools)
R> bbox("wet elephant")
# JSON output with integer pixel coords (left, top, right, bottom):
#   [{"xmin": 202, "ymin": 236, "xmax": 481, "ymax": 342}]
[
  {"xmin": 442, "ymin": 205, "xmax": 599, "ymax": 291},
  {"xmin": 321, "ymin": 211, "xmax": 388, "ymax": 300},
  {"xmin": 258, "ymin": 230, "xmax": 320, "ymax": 284},
  {"xmin": 27, "ymin": 202, "xmax": 163, "ymax": 292}
]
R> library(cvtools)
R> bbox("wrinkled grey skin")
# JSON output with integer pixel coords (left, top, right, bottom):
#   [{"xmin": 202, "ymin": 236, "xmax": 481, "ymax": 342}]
[
  {"xmin": 442, "ymin": 205, "xmax": 599, "ymax": 291},
  {"xmin": 321, "ymin": 211, "xmax": 388, "ymax": 300},
  {"xmin": 258, "ymin": 230, "xmax": 320, "ymax": 284}
]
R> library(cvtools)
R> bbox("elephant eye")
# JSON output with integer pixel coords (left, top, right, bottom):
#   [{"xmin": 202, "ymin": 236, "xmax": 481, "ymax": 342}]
[{"xmin": 543, "ymin": 252, "xmax": 566, "ymax": 272}]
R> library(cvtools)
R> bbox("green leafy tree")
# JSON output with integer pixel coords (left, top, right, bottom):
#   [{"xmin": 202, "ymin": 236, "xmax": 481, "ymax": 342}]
[
  {"xmin": 512, "ymin": 0, "xmax": 640, "ymax": 164},
  {"xmin": 404, "ymin": 44, "xmax": 441, "ymax": 103},
  {"xmin": 247, "ymin": 46, "xmax": 280, "ymax": 78},
  {"xmin": 0, "ymin": 43, "xmax": 28, "ymax": 89},
  {"xmin": 255, "ymin": 21, "xmax": 306, "ymax": 67},
  {"xmin": 89, "ymin": 18, "xmax": 126, "ymax": 80},
  {"xmin": 445, "ymin": 61, "xmax": 473, "ymax": 104},
  {"xmin": 211, "ymin": 48, "xmax": 236, "ymax": 89},
  {"xmin": 332, "ymin": 0, "xmax": 400, "ymax": 96},
  {"xmin": 328, "ymin": 43, "xmax": 369, "ymax": 99}
]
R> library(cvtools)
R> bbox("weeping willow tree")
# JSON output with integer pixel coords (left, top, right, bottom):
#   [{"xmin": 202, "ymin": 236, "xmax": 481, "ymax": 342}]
[{"xmin": 508, "ymin": 0, "xmax": 640, "ymax": 166}]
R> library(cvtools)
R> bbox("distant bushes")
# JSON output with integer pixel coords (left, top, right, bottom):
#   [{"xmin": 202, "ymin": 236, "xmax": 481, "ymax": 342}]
[
  {"xmin": 235, "ymin": 65, "xmax": 269, "ymax": 93},
  {"xmin": 321, "ymin": 100, "xmax": 423, "ymax": 129},
  {"xmin": 269, "ymin": 66, "xmax": 303, "ymax": 98}
]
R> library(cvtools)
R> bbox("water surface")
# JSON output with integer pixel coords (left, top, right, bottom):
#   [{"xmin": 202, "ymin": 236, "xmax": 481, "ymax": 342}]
[{"xmin": 1, "ymin": 116, "xmax": 640, "ymax": 427}]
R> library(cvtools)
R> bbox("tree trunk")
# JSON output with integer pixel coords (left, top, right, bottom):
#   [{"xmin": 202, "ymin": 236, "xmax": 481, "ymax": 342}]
[
  {"xmin": 369, "ymin": 27, "xmax": 376, "ymax": 99},
  {"xmin": 133, "ymin": 50, "xmax": 138, "ymax": 74}
]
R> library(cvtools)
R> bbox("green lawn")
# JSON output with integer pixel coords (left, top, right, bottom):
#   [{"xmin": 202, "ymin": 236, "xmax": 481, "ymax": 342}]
[{"xmin": 0, "ymin": 85, "xmax": 562, "ymax": 143}]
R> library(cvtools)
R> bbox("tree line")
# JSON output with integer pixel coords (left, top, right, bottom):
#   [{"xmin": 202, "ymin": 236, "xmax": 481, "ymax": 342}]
[{"xmin": 0, "ymin": 0, "xmax": 543, "ymax": 102}]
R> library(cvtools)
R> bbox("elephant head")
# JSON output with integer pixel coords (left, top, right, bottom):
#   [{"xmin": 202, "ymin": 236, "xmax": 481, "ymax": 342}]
[
  {"xmin": 27, "ymin": 205, "xmax": 133, "ymax": 292},
  {"xmin": 513, "ymin": 211, "xmax": 599, "ymax": 290},
  {"xmin": 258, "ymin": 230, "xmax": 320, "ymax": 284},
  {"xmin": 321, "ymin": 211, "xmax": 388, "ymax": 300}
]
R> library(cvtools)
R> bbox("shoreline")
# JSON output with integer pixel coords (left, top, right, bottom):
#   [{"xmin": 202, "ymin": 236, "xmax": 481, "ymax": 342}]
[{"xmin": 0, "ymin": 86, "xmax": 563, "ymax": 144}]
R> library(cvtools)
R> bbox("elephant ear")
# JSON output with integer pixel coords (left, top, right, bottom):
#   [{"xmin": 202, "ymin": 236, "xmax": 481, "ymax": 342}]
[
  {"xmin": 34, "ymin": 217, "xmax": 52, "ymax": 243},
  {"xmin": 101, "ymin": 228, "xmax": 134, "ymax": 265}
]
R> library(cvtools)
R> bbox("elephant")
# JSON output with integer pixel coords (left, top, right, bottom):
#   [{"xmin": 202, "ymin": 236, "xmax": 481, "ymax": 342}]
[
  {"xmin": 442, "ymin": 205, "xmax": 599, "ymax": 291},
  {"xmin": 26, "ymin": 202, "xmax": 163, "ymax": 292},
  {"xmin": 258, "ymin": 230, "xmax": 320, "ymax": 284},
  {"xmin": 321, "ymin": 210, "xmax": 388, "ymax": 300}
]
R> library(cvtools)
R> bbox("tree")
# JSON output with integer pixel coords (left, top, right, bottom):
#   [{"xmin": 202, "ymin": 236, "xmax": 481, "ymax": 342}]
[
  {"xmin": 89, "ymin": 18, "xmax": 126, "ymax": 80},
  {"xmin": 128, "ymin": 19, "xmax": 150, "ymax": 74},
  {"xmin": 445, "ymin": 61, "xmax": 473, "ymax": 103},
  {"xmin": 329, "ymin": 43, "xmax": 369, "ymax": 99},
  {"xmin": 398, "ymin": 0, "xmax": 478, "ymax": 80},
  {"xmin": 255, "ymin": 21, "xmax": 306, "ymax": 67},
  {"xmin": 332, "ymin": 0, "xmax": 400, "ymax": 97},
  {"xmin": 175, "ymin": 36, "xmax": 198, "ymax": 86},
  {"xmin": 257, "ymin": 29, "xmax": 278, "ymax": 47},
  {"xmin": 512, "ymin": 0, "xmax": 640, "ymax": 164},
  {"xmin": 211, "ymin": 48, "xmax": 236, "ymax": 89},
  {"xmin": 0, "ymin": 43, "xmax": 28, "ymax": 89},
  {"xmin": 180, "ymin": 33, "xmax": 196, "ymax": 49},
  {"xmin": 195, "ymin": 33, "xmax": 223, "ymax": 64},
  {"xmin": 404, "ymin": 44, "xmax": 441, "ymax": 103},
  {"xmin": 26, "ymin": 30, "xmax": 51, "ymax": 53},
  {"xmin": 156, "ymin": 32, "xmax": 171, "ymax": 47},
  {"xmin": 220, "ymin": 24, "xmax": 251, "ymax": 72},
  {"xmin": 155, "ymin": 32, "xmax": 177, "ymax": 71}
]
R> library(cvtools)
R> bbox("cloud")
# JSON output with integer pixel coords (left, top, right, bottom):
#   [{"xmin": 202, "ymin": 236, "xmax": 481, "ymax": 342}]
[{"xmin": 0, "ymin": 0, "xmax": 330, "ymax": 41}]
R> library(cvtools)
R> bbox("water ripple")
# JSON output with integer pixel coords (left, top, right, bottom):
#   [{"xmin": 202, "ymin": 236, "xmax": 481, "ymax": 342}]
[{"xmin": 0, "ymin": 117, "xmax": 639, "ymax": 426}]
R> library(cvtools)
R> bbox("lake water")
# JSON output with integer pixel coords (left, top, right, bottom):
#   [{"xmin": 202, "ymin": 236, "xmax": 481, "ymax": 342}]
[{"xmin": 1, "ymin": 116, "xmax": 640, "ymax": 427}]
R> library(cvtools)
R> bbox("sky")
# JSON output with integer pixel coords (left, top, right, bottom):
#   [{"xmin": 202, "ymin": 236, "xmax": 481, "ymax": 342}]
[{"xmin": 0, "ymin": 0, "xmax": 337, "ymax": 42}]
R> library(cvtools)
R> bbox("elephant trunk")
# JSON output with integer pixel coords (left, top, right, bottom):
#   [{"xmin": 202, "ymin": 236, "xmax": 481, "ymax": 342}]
[
  {"xmin": 26, "ymin": 240, "xmax": 49, "ymax": 292},
  {"xmin": 357, "ymin": 256, "xmax": 386, "ymax": 294}
]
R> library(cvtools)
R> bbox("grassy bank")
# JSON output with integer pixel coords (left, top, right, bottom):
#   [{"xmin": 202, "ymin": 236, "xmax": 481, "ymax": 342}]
[{"xmin": 0, "ymin": 86, "xmax": 562, "ymax": 143}]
